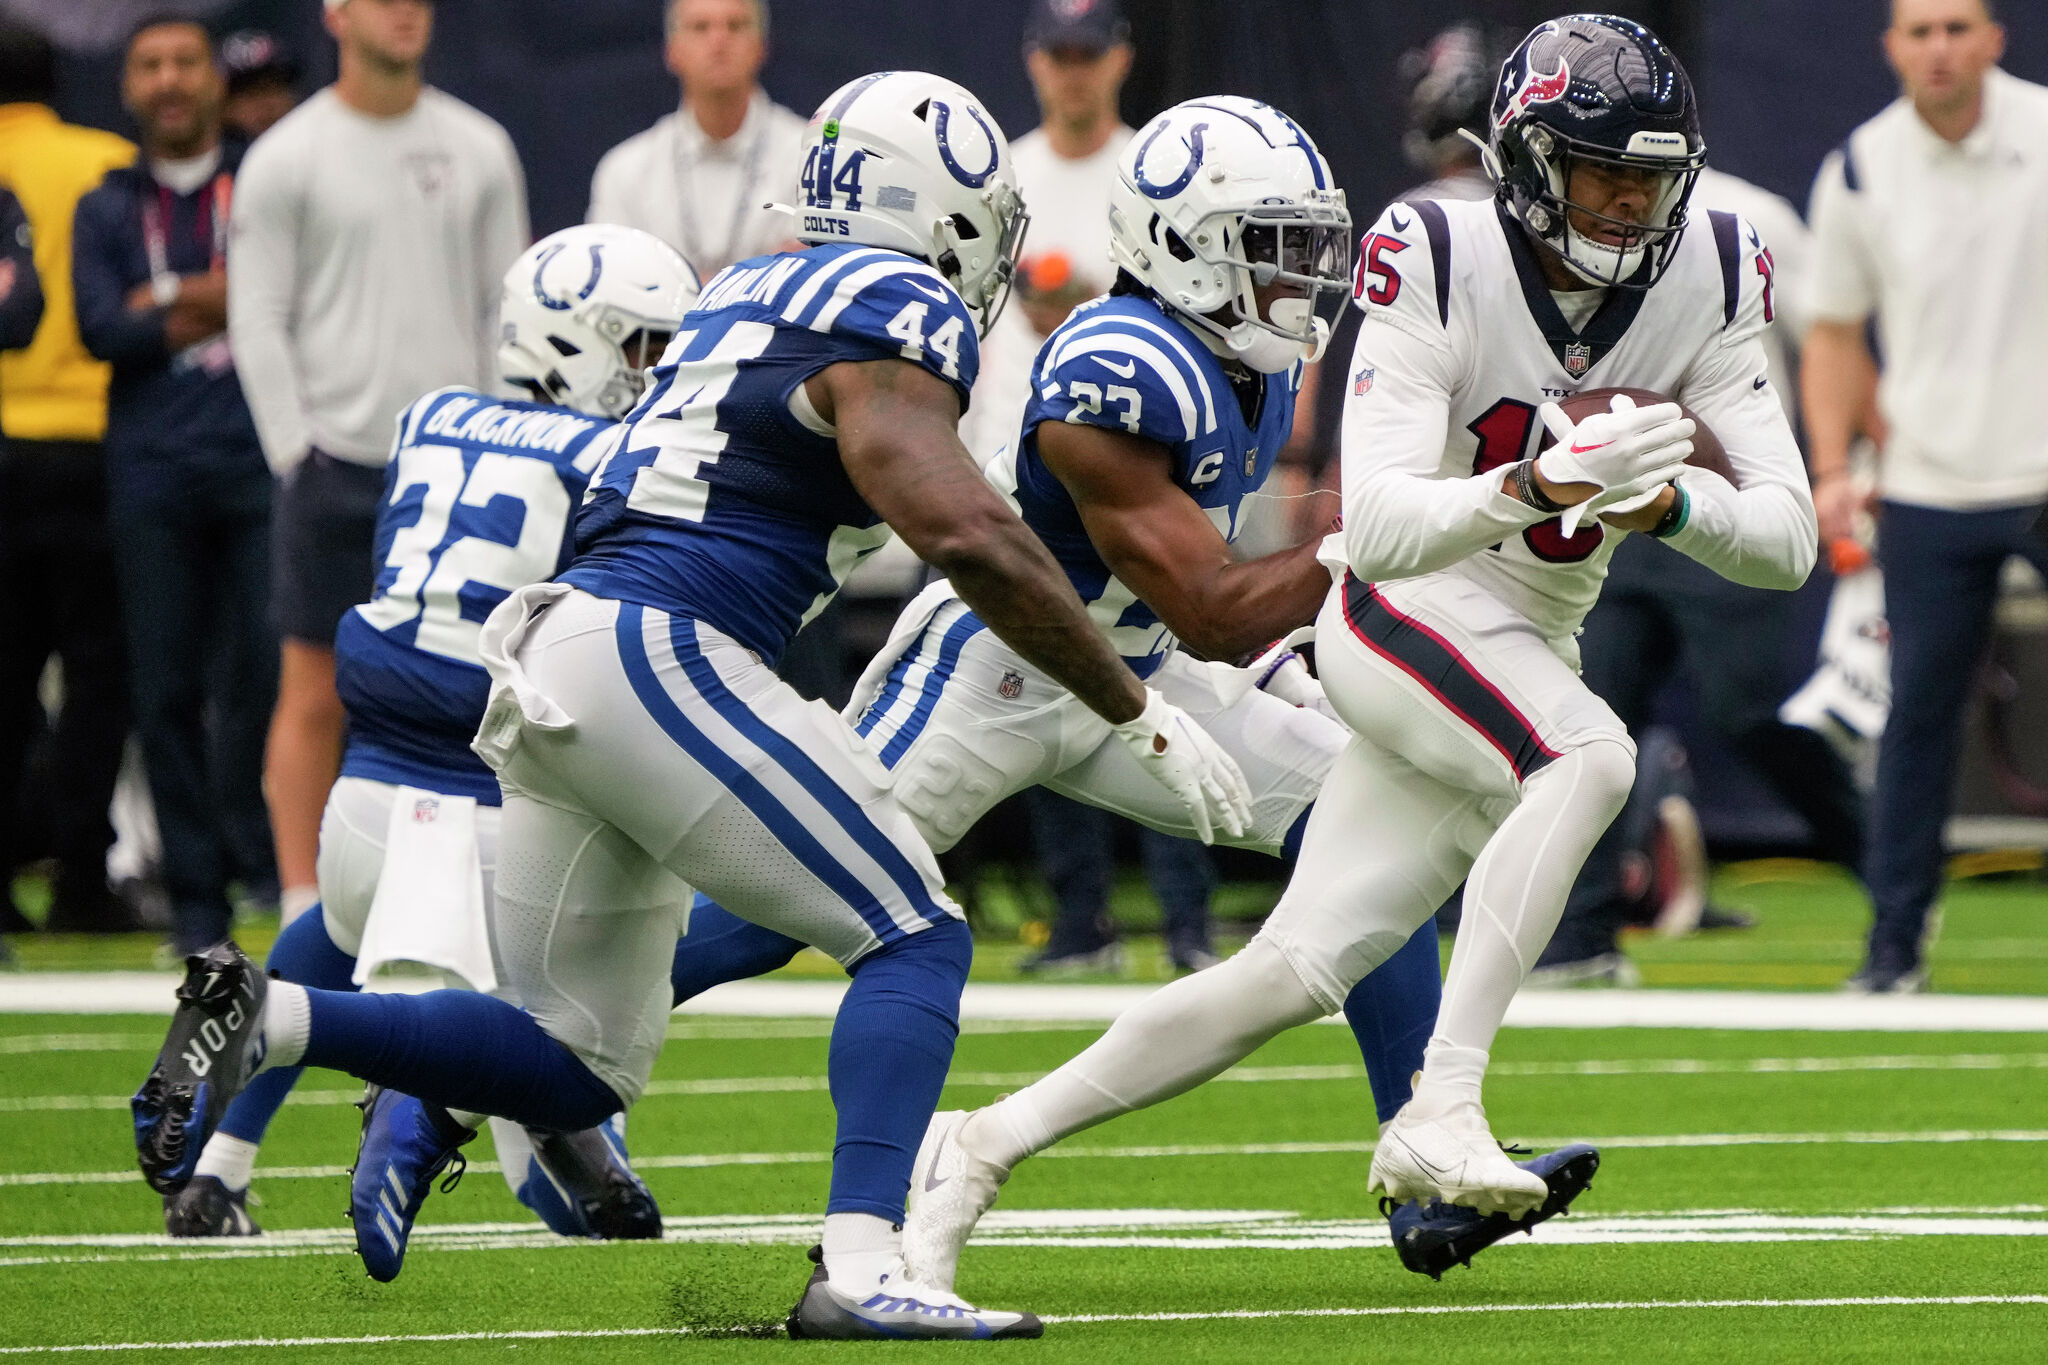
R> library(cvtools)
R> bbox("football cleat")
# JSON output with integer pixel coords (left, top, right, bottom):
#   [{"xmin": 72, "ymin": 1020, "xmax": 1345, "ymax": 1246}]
[
  {"xmin": 1384, "ymin": 1143, "xmax": 1601, "ymax": 1278},
  {"xmin": 163, "ymin": 1174, "xmax": 261, "ymax": 1238},
  {"xmin": 132, "ymin": 941, "xmax": 267, "ymax": 1194},
  {"xmin": 515, "ymin": 1114, "xmax": 663, "ymax": 1241},
  {"xmin": 901, "ymin": 1109, "xmax": 1012, "ymax": 1293},
  {"xmin": 786, "ymin": 1245, "xmax": 1042, "ymax": 1341},
  {"xmin": 348, "ymin": 1086, "xmax": 475, "ymax": 1282},
  {"xmin": 1369, "ymin": 1098, "xmax": 1550, "ymax": 1217}
]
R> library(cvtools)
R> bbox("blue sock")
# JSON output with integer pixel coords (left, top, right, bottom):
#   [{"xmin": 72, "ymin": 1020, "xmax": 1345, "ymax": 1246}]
[
  {"xmin": 218, "ymin": 907, "xmax": 359, "ymax": 1144},
  {"xmin": 1342, "ymin": 920, "xmax": 1443, "ymax": 1124},
  {"xmin": 672, "ymin": 895, "xmax": 805, "ymax": 1006},
  {"xmin": 825, "ymin": 917, "xmax": 972, "ymax": 1222},
  {"xmin": 298, "ymin": 988, "xmax": 622, "ymax": 1132}
]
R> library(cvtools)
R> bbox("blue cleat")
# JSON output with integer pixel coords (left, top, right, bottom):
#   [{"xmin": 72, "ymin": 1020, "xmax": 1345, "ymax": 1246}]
[
  {"xmin": 348, "ymin": 1086, "xmax": 475, "ymax": 1282},
  {"xmin": 514, "ymin": 1114, "xmax": 663, "ymax": 1240},
  {"xmin": 132, "ymin": 941, "xmax": 267, "ymax": 1194},
  {"xmin": 1384, "ymin": 1143, "xmax": 1601, "ymax": 1279}
]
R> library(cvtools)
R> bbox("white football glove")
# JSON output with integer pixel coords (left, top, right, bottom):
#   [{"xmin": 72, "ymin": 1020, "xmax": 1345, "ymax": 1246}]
[
  {"xmin": 1112, "ymin": 688, "xmax": 1254, "ymax": 844},
  {"xmin": 1536, "ymin": 394, "xmax": 1695, "ymax": 535},
  {"xmin": 1248, "ymin": 635, "xmax": 1342, "ymax": 725}
]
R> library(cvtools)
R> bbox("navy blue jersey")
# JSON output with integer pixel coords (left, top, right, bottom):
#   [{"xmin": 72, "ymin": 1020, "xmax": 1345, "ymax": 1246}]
[
  {"xmin": 564, "ymin": 243, "xmax": 978, "ymax": 664},
  {"xmin": 1002, "ymin": 293, "xmax": 1298, "ymax": 677},
  {"xmin": 336, "ymin": 388, "xmax": 620, "ymax": 803}
]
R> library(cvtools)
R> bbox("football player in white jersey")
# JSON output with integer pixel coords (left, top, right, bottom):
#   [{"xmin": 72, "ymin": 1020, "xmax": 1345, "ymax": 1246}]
[{"xmin": 898, "ymin": 14, "xmax": 1815, "ymax": 1286}]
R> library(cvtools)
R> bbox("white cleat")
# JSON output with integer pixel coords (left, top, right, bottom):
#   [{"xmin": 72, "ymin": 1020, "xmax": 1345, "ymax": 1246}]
[
  {"xmin": 786, "ymin": 1249, "xmax": 1041, "ymax": 1340},
  {"xmin": 902, "ymin": 1109, "xmax": 1011, "ymax": 1293},
  {"xmin": 1369, "ymin": 1099, "xmax": 1549, "ymax": 1217}
]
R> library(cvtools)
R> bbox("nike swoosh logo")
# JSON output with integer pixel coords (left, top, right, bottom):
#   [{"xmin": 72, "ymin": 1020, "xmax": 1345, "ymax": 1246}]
[
  {"xmin": 923, "ymin": 1128, "xmax": 953, "ymax": 1193},
  {"xmin": 1754, "ymin": 376, "xmax": 1768, "ymax": 390},
  {"xmin": 906, "ymin": 279, "xmax": 952, "ymax": 304},
  {"xmin": 1390, "ymin": 210, "xmax": 1411, "ymax": 231},
  {"xmin": 1093, "ymin": 356, "xmax": 1138, "ymax": 379},
  {"xmin": 1569, "ymin": 438, "xmax": 1611, "ymax": 455}
]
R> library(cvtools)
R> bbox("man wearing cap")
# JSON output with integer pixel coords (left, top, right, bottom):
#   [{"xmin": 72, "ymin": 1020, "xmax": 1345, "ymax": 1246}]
[
  {"xmin": 586, "ymin": 0, "xmax": 801, "ymax": 276},
  {"xmin": 218, "ymin": 30, "xmax": 300, "ymax": 142},
  {"xmin": 228, "ymin": 0, "xmax": 529, "ymax": 928}
]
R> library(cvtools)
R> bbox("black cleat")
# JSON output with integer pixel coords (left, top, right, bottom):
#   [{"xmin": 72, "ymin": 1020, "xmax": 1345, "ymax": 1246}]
[
  {"xmin": 164, "ymin": 1174, "xmax": 261, "ymax": 1237},
  {"xmin": 132, "ymin": 942, "xmax": 267, "ymax": 1195},
  {"xmin": 1384, "ymin": 1143, "xmax": 1600, "ymax": 1279},
  {"xmin": 518, "ymin": 1116, "xmax": 663, "ymax": 1240}
]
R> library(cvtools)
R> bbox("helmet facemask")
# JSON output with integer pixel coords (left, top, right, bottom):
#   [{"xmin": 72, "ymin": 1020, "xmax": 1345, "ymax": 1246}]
[
  {"xmin": 1171, "ymin": 194, "xmax": 1352, "ymax": 373},
  {"xmin": 1498, "ymin": 122, "xmax": 1703, "ymax": 290},
  {"xmin": 933, "ymin": 177, "xmax": 1030, "ymax": 339}
]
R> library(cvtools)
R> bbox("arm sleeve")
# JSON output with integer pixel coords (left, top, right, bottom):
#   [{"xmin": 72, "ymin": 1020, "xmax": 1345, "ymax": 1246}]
[
  {"xmin": 70, "ymin": 187, "xmax": 168, "ymax": 365},
  {"xmin": 1804, "ymin": 148, "xmax": 1877, "ymax": 327},
  {"xmin": 0, "ymin": 188, "xmax": 42, "ymax": 351},
  {"xmin": 1666, "ymin": 232, "xmax": 1818, "ymax": 590},
  {"xmin": 1337, "ymin": 315, "xmax": 1548, "ymax": 579},
  {"xmin": 226, "ymin": 140, "xmax": 313, "ymax": 474}
]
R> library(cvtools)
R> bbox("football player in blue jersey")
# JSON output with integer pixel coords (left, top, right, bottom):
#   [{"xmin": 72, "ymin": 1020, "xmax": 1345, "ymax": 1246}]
[
  {"xmin": 661, "ymin": 96, "xmax": 1600, "ymax": 1297},
  {"xmin": 156, "ymin": 224, "xmax": 700, "ymax": 1242},
  {"xmin": 134, "ymin": 71, "xmax": 1253, "ymax": 1340}
]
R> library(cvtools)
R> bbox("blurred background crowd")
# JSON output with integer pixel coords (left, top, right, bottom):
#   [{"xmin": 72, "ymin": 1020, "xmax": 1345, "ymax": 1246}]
[{"xmin": 0, "ymin": 0, "xmax": 2042, "ymax": 993}]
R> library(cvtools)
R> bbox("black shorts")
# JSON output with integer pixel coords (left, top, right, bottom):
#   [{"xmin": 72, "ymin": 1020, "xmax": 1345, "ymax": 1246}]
[{"xmin": 270, "ymin": 448, "xmax": 387, "ymax": 647}]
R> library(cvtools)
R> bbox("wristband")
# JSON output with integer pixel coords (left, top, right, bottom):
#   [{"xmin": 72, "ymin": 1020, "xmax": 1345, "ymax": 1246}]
[
  {"xmin": 151, "ymin": 272, "xmax": 181, "ymax": 308},
  {"xmin": 1649, "ymin": 483, "xmax": 1691, "ymax": 539},
  {"xmin": 1513, "ymin": 460, "xmax": 1568, "ymax": 514}
]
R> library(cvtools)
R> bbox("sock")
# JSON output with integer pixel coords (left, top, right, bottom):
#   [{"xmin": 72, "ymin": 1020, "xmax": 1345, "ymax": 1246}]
[
  {"xmin": 824, "ymin": 919, "xmax": 972, "ymax": 1223},
  {"xmin": 1341, "ymin": 918, "xmax": 1442, "ymax": 1123},
  {"xmin": 1431, "ymin": 740, "xmax": 1633, "ymax": 1069},
  {"xmin": 297, "ymin": 987, "xmax": 623, "ymax": 1132},
  {"xmin": 192, "ymin": 1133, "xmax": 259, "ymax": 1193},
  {"xmin": 671, "ymin": 895, "xmax": 805, "ymax": 1007},
  {"xmin": 280, "ymin": 884, "xmax": 320, "ymax": 926},
  {"xmin": 1411, "ymin": 1040, "xmax": 1489, "ymax": 1113},
  {"xmin": 822, "ymin": 1211, "xmax": 903, "ymax": 1294},
  {"xmin": 222, "ymin": 907, "xmax": 358, "ymax": 1142},
  {"xmin": 969, "ymin": 938, "xmax": 1326, "ymax": 1169}
]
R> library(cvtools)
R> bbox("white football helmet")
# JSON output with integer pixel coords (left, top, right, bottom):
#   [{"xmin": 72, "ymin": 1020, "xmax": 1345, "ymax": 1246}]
[
  {"xmin": 498, "ymin": 225, "xmax": 702, "ymax": 420},
  {"xmin": 1109, "ymin": 97, "xmax": 1351, "ymax": 373},
  {"xmin": 781, "ymin": 70, "xmax": 1029, "ymax": 337}
]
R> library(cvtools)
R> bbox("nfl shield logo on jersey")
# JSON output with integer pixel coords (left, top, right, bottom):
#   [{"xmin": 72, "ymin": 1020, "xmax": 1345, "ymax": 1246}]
[
  {"xmin": 411, "ymin": 797, "xmax": 441, "ymax": 824},
  {"xmin": 998, "ymin": 670, "xmax": 1025, "ymax": 700},
  {"xmin": 1564, "ymin": 342, "xmax": 1592, "ymax": 378},
  {"xmin": 1353, "ymin": 366, "xmax": 1374, "ymax": 395}
]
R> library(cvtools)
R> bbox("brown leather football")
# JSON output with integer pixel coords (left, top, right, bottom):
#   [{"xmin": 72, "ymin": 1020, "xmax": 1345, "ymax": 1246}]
[{"xmin": 1554, "ymin": 386, "xmax": 1737, "ymax": 487}]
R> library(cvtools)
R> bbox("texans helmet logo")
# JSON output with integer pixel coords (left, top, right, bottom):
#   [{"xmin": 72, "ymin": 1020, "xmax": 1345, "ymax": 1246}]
[{"xmin": 1498, "ymin": 45, "xmax": 1571, "ymax": 127}]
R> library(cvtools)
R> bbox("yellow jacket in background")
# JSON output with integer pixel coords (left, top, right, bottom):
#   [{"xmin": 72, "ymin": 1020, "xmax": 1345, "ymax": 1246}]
[{"xmin": 0, "ymin": 103, "xmax": 134, "ymax": 442}]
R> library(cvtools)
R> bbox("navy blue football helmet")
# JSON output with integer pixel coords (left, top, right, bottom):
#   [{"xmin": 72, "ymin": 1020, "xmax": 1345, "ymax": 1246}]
[{"xmin": 1486, "ymin": 15, "xmax": 1705, "ymax": 289}]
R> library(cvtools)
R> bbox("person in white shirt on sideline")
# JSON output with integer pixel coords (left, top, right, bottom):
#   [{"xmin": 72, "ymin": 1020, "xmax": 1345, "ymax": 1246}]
[
  {"xmin": 1804, "ymin": 0, "xmax": 2048, "ymax": 994},
  {"xmin": 585, "ymin": 0, "xmax": 801, "ymax": 277},
  {"xmin": 227, "ymin": 0, "xmax": 530, "ymax": 927},
  {"xmin": 957, "ymin": 0, "xmax": 1133, "ymax": 467}
]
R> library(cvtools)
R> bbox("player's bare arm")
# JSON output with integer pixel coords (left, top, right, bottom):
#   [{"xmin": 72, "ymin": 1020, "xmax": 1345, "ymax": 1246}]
[
  {"xmin": 1037, "ymin": 417, "xmax": 1329, "ymax": 660},
  {"xmin": 816, "ymin": 356, "xmax": 1146, "ymax": 726}
]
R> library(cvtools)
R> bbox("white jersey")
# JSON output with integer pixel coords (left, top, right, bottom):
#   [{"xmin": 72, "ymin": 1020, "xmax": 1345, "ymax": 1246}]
[{"xmin": 1329, "ymin": 195, "xmax": 1815, "ymax": 657}]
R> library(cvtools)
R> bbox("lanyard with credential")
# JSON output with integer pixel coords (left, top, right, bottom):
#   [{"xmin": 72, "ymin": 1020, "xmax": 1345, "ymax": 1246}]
[
  {"xmin": 141, "ymin": 172, "xmax": 231, "ymax": 279},
  {"xmin": 673, "ymin": 110, "xmax": 767, "ymax": 275}
]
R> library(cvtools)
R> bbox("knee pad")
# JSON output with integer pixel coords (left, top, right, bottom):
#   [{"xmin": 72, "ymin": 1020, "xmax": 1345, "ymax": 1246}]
[
  {"xmin": 1537, "ymin": 737, "xmax": 1637, "ymax": 824},
  {"xmin": 853, "ymin": 915, "xmax": 974, "ymax": 988}
]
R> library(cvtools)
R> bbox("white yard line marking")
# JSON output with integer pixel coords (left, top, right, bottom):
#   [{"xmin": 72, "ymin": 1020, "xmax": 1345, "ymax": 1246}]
[
  {"xmin": 10, "ymin": 1127, "xmax": 2048, "ymax": 1190},
  {"xmin": 0, "ymin": 1036, "xmax": 156, "ymax": 1055},
  {"xmin": 1, "ymin": 1296, "xmax": 2044, "ymax": 1351},
  {"xmin": 13, "ymin": 1051, "xmax": 2048, "ymax": 1115},
  {"xmin": 11, "ymin": 974, "xmax": 2048, "ymax": 1031},
  {"xmin": 3, "ymin": 1206, "xmax": 2047, "ymax": 1270}
]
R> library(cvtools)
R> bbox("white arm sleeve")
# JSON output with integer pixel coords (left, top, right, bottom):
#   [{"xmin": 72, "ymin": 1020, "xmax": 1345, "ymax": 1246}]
[
  {"xmin": 1665, "ymin": 262, "xmax": 1818, "ymax": 591},
  {"xmin": 1337, "ymin": 314, "xmax": 1549, "ymax": 580},
  {"xmin": 226, "ymin": 136, "xmax": 312, "ymax": 475}
]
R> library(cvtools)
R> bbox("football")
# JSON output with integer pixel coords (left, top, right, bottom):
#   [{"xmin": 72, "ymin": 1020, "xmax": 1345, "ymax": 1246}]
[{"xmin": 1553, "ymin": 386, "xmax": 1738, "ymax": 487}]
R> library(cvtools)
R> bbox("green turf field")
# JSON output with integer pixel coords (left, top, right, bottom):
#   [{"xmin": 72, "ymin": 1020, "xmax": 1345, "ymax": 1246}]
[
  {"xmin": 3, "ymin": 865, "xmax": 2046, "ymax": 1359},
  {"xmin": 5, "ymin": 1014, "xmax": 2048, "ymax": 1358}
]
